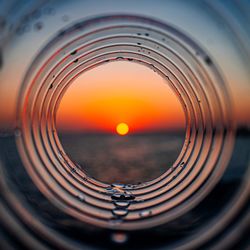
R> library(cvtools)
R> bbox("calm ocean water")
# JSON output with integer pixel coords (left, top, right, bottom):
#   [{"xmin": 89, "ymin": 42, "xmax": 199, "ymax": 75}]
[{"xmin": 59, "ymin": 133, "xmax": 185, "ymax": 183}]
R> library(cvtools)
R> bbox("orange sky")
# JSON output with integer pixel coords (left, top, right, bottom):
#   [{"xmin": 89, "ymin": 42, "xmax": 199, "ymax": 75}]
[{"xmin": 56, "ymin": 61, "xmax": 186, "ymax": 134}]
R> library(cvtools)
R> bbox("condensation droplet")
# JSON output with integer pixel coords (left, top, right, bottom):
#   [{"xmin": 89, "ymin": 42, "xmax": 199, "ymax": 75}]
[
  {"xmin": 139, "ymin": 210, "xmax": 152, "ymax": 218},
  {"xmin": 71, "ymin": 168, "xmax": 76, "ymax": 173},
  {"xmin": 70, "ymin": 50, "xmax": 77, "ymax": 55},
  {"xmin": 114, "ymin": 201, "xmax": 130, "ymax": 208},
  {"xmin": 112, "ymin": 208, "xmax": 128, "ymax": 217},
  {"xmin": 82, "ymin": 177, "xmax": 88, "ymax": 182},
  {"xmin": 111, "ymin": 193, "xmax": 135, "ymax": 201},
  {"xmin": 14, "ymin": 128, "xmax": 22, "ymax": 137},
  {"xmin": 106, "ymin": 187, "xmax": 114, "ymax": 192},
  {"xmin": 34, "ymin": 22, "xmax": 43, "ymax": 31},
  {"xmin": 58, "ymin": 154, "xmax": 63, "ymax": 161},
  {"xmin": 125, "ymin": 184, "xmax": 133, "ymax": 189},
  {"xmin": 172, "ymin": 175, "xmax": 177, "ymax": 180},
  {"xmin": 111, "ymin": 183, "xmax": 125, "ymax": 188},
  {"xmin": 111, "ymin": 232, "xmax": 128, "ymax": 244},
  {"xmin": 204, "ymin": 55, "xmax": 212, "ymax": 65},
  {"xmin": 109, "ymin": 218, "xmax": 123, "ymax": 226},
  {"xmin": 77, "ymin": 194, "xmax": 85, "ymax": 201},
  {"xmin": 62, "ymin": 15, "xmax": 70, "ymax": 22}
]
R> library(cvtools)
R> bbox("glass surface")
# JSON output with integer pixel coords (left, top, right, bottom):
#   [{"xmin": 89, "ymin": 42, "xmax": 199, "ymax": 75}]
[{"xmin": 0, "ymin": 0, "xmax": 249, "ymax": 249}]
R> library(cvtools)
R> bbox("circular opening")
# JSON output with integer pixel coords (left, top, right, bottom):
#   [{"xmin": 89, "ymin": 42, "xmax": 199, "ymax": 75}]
[
  {"xmin": 14, "ymin": 14, "xmax": 236, "ymax": 233},
  {"xmin": 56, "ymin": 61, "xmax": 186, "ymax": 184}
]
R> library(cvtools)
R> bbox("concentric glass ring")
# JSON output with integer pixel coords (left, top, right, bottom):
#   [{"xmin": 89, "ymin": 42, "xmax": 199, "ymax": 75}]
[{"xmin": 16, "ymin": 15, "xmax": 234, "ymax": 230}]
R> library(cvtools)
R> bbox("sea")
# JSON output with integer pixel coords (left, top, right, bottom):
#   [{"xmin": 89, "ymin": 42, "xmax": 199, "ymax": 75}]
[{"xmin": 59, "ymin": 132, "xmax": 185, "ymax": 184}]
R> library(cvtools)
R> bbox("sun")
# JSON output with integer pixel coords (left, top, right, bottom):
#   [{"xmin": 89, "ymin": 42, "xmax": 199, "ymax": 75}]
[{"xmin": 116, "ymin": 123, "xmax": 129, "ymax": 136}]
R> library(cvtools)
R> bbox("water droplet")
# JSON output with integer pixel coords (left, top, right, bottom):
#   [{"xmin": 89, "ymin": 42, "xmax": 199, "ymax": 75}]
[
  {"xmin": 112, "ymin": 208, "xmax": 128, "ymax": 217},
  {"xmin": 62, "ymin": 15, "xmax": 70, "ymax": 22},
  {"xmin": 14, "ymin": 128, "xmax": 21, "ymax": 137},
  {"xmin": 125, "ymin": 184, "xmax": 133, "ymax": 189},
  {"xmin": 114, "ymin": 201, "xmax": 130, "ymax": 208},
  {"xmin": 116, "ymin": 56, "xmax": 124, "ymax": 60},
  {"xmin": 204, "ymin": 56, "xmax": 212, "ymax": 65},
  {"xmin": 34, "ymin": 22, "xmax": 43, "ymax": 31},
  {"xmin": 71, "ymin": 168, "xmax": 76, "ymax": 173},
  {"xmin": 49, "ymin": 83, "xmax": 53, "ymax": 89},
  {"xmin": 111, "ymin": 183, "xmax": 125, "ymax": 188},
  {"xmin": 109, "ymin": 218, "xmax": 123, "ymax": 226},
  {"xmin": 70, "ymin": 50, "xmax": 77, "ymax": 55},
  {"xmin": 135, "ymin": 198, "xmax": 145, "ymax": 203},
  {"xmin": 106, "ymin": 187, "xmax": 114, "ymax": 192},
  {"xmin": 111, "ymin": 232, "xmax": 128, "ymax": 244},
  {"xmin": 137, "ymin": 42, "xmax": 141, "ymax": 45},
  {"xmin": 111, "ymin": 193, "xmax": 135, "ymax": 201},
  {"xmin": 82, "ymin": 177, "xmax": 88, "ymax": 181},
  {"xmin": 139, "ymin": 210, "xmax": 152, "ymax": 218},
  {"xmin": 77, "ymin": 194, "xmax": 84, "ymax": 201},
  {"xmin": 145, "ymin": 33, "xmax": 149, "ymax": 36},
  {"xmin": 58, "ymin": 153, "xmax": 63, "ymax": 160},
  {"xmin": 113, "ymin": 187, "xmax": 125, "ymax": 193},
  {"xmin": 111, "ymin": 193, "xmax": 123, "ymax": 200},
  {"xmin": 73, "ymin": 58, "xmax": 78, "ymax": 63}
]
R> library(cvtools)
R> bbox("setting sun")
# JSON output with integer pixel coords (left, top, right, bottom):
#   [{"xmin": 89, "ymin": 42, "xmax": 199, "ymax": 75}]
[
  {"xmin": 116, "ymin": 123, "xmax": 129, "ymax": 136},
  {"xmin": 56, "ymin": 61, "xmax": 186, "ymax": 133}
]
